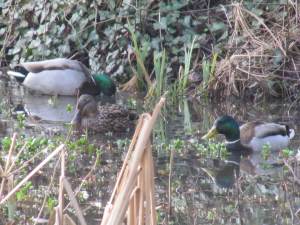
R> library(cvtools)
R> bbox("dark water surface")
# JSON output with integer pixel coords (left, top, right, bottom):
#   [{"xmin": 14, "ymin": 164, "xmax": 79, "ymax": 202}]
[{"xmin": 0, "ymin": 71, "xmax": 300, "ymax": 224}]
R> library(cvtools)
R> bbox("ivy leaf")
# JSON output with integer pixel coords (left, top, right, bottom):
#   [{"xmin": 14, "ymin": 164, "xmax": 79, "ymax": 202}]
[
  {"xmin": 209, "ymin": 22, "xmax": 226, "ymax": 32},
  {"xmin": 88, "ymin": 30, "xmax": 99, "ymax": 42},
  {"xmin": 183, "ymin": 16, "xmax": 191, "ymax": 27},
  {"xmin": 153, "ymin": 17, "xmax": 167, "ymax": 30}
]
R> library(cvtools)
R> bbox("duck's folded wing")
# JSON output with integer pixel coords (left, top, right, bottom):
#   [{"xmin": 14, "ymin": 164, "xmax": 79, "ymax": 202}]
[
  {"xmin": 253, "ymin": 123, "xmax": 288, "ymax": 138},
  {"xmin": 20, "ymin": 58, "xmax": 91, "ymax": 77}
]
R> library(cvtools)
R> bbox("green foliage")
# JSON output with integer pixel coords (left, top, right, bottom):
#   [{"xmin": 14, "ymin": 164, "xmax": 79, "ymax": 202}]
[
  {"xmin": 194, "ymin": 141, "xmax": 228, "ymax": 158},
  {"xmin": 153, "ymin": 50, "xmax": 167, "ymax": 98},
  {"xmin": 16, "ymin": 113, "xmax": 26, "ymax": 129},
  {"xmin": 26, "ymin": 137, "xmax": 48, "ymax": 153},
  {"xmin": 261, "ymin": 144, "xmax": 271, "ymax": 160},
  {"xmin": 47, "ymin": 196, "xmax": 57, "ymax": 212},
  {"xmin": 197, "ymin": 53, "xmax": 218, "ymax": 96},
  {"xmin": 170, "ymin": 37, "xmax": 197, "ymax": 101},
  {"xmin": 15, "ymin": 136, "xmax": 49, "ymax": 162},
  {"xmin": 146, "ymin": 49, "xmax": 168, "ymax": 102},
  {"xmin": 207, "ymin": 209, "xmax": 216, "ymax": 221},
  {"xmin": 16, "ymin": 181, "xmax": 32, "ymax": 201},
  {"xmin": 1, "ymin": 0, "xmax": 130, "ymax": 78},
  {"xmin": 1, "ymin": 136, "xmax": 12, "ymax": 152},
  {"xmin": 168, "ymin": 139, "xmax": 184, "ymax": 153},
  {"xmin": 281, "ymin": 148, "xmax": 294, "ymax": 158},
  {"xmin": 127, "ymin": 20, "xmax": 151, "ymax": 91},
  {"xmin": 67, "ymin": 134, "xmax": 98, "ymax": 155}
]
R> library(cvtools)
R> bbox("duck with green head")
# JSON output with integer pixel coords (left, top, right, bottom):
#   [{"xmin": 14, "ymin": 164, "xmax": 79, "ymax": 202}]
[
  {"xmin": 7, "ymin": 58, "xmax": 116, "ymax": 96},
  {"xmin": 71, "ymin": 94, "xmax": 137, "ymax": 133},
  {"xmin": 202, "ymin": 115, "xmax": 295, "ymax": 152}
]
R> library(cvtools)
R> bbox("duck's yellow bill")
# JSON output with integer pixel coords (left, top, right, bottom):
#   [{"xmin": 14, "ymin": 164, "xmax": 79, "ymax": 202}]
[{"xmin": 202, "ymin": 126, "xmax": 218, "ymax": 140}]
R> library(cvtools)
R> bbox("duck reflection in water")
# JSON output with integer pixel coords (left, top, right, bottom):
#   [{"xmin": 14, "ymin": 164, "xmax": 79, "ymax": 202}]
[
  {"xmin": 212, "ymin": 143, "xmax": 283, "ymax": 189},
  {"xmin": 213, "ymin": 151, "xmax": 242, "ymax": 188}
]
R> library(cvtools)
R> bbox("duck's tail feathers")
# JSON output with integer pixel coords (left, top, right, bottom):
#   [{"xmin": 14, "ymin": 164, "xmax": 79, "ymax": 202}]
[
  {"xmin": 7, "ymin": 70, "xmax": 26, "ymax": 78},
  {"xmin": 289, "ymin": 128, "xmax": 295, "ymax": 139}
]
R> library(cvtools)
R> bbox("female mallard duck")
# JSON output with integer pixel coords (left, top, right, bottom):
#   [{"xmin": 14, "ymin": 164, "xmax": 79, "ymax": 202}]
[
  {"xmin": 7, "ymin": 58, "xmax": 116, "ymax": 96},
  {"xmin": 71, "ymin": 94, "xmax": 137, "ymax": 133},
  {"xmin": 202, "ymin": 115, "xmax": 295, "ymax": 152}
]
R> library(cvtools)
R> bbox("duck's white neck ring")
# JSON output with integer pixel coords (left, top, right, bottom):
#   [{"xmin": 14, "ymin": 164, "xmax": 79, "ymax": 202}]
[{"xmin": 225, "ymin": 139, "xmax": 240, "ymax": 144}]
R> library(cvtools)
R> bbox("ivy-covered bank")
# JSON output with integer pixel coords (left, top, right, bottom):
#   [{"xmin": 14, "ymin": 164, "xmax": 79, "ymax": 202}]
[{"xmin": 1, "ymin": 0, "xmax": 300, "ymax": 100}]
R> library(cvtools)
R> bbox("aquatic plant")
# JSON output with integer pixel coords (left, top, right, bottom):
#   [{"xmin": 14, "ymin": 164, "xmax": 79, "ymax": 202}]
[
  {"xmin": 261, "ymin": 144, "xmax": 271, "ymax": 160},
  {"xmin": 121, "ymin": 20, "xmax": 152, "ymax": 92},
  {"xmin": 169, "ymin": 37, "xmax": 197, "ymax": 103},
  {"xmin": 193, "ymin": 141, "xmax": 228, "ymax": 158},
  {"xmin": 198, "ymin": 53, "xmax": 218, "ymax": 96},
  {"xmin": 16, "ymin": 181, "xmax": 32, "ymax": 201},
  {"xmin": 16, "ymin": 113, "xmax": 25, "ymax": 129}
]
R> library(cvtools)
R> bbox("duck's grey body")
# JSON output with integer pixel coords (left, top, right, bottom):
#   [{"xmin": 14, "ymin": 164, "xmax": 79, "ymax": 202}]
[
  {"xmin": 23, "ymin": 69, "xmax": 86, "ymax": 95},
  {"xmin": 240, "ymin": 122, "xmax": 295, "ymax": 152},
  {"xmin": 8, "ymin": 58, "xmax": 92, "ymax": 96}
]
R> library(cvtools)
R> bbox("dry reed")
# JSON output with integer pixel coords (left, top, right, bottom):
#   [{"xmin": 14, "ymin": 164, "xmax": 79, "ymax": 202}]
[
  {"xmin": 209, "ymin": 2, "xmax": 300, "ymax": 99},
  {"xmin": 101, "ymin": 96, "xmax": 165, "ymax": 225}
]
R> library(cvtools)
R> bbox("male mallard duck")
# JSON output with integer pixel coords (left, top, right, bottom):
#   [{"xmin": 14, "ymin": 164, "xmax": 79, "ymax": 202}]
[
  {"xmin": 202, "ymin": 115, "xmax": 295, "ymax": 152},
  {"xmin": 7, "ymin": 58, "xmax": 116, "ymax": 96},
  {"xmin": 71, "ymin": 94, "xmax": 137, "ymax": 133}
]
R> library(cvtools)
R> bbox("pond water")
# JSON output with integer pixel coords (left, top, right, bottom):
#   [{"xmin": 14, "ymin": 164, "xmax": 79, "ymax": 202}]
[{"xmin": 0, "ymin": 70, "xmax": 300, "ymax": 225}]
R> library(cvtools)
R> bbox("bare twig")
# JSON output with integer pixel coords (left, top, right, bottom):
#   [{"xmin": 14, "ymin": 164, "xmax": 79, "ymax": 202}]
[
  {"xmin": 0, "ymin": 144, "xmax": 65, "ymax": 204},
  {"xmin": 63, "ymin": 178, "xmax": 87, "ymax": 225}
]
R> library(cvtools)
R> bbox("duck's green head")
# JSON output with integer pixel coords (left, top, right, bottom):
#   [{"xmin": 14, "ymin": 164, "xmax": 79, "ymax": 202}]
[
  {"xmin": 93, "ymin": 73, "xmax": 116, "ymax": 96},
  {"xmin": 202, "ymin": 115, "xmax": 240, "ymax": 142},
  {"xmin": 79, "ymin": 73, "xmax": 116, "ymax": 96}
]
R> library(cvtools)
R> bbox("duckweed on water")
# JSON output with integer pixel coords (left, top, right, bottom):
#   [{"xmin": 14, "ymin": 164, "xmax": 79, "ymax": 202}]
[{"xmin": 66, "ymin": 103, "xmax": 73, "ymax": 113}]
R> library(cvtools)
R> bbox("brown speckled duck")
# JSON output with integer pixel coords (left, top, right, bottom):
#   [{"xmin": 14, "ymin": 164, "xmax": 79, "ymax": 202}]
[{"xmin": 71, "ymin": 94, "xmax": 137, "ymax": 133}]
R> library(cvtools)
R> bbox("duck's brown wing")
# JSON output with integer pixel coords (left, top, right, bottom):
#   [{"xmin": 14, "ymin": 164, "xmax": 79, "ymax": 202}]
[{"xmin": 240, "ymin": 121, "xmax": 263, "ymax": 145}]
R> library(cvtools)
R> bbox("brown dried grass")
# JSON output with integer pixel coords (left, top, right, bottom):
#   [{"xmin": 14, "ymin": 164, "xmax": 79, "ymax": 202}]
[{"xmin": 209, "ymin": 2, "xmax": 300, "ymax": 99}]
